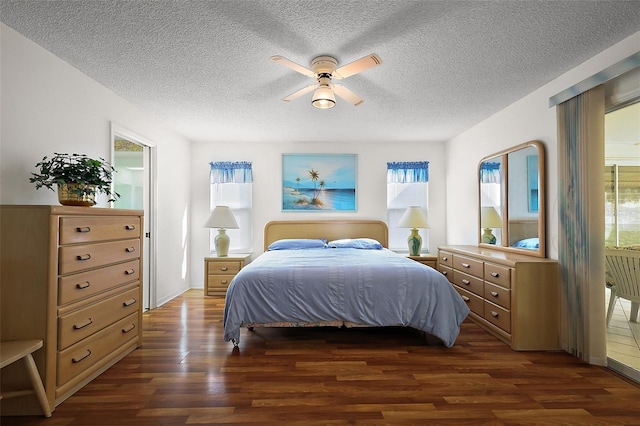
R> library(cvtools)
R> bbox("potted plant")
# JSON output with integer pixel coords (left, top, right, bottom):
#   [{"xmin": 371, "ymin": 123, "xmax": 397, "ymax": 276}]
[{"xmin": 29, "ymin": 153, "xmax": 120, "ymax": 206}]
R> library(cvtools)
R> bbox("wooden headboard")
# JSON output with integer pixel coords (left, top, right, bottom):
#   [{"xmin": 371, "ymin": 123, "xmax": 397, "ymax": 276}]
[
  {"xmin": 508, "ymin": 219, "xmax": 538, "ymax": 246},
  {"xmin": 263, "ymin": 220, "xmax": 388, "ymax": 251}
]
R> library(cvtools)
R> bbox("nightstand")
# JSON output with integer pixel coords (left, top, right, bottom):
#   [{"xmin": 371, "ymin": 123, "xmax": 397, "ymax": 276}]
[
  {"xmin": 204, "ymin": 254, "xmax": 251, "ymax": 296},
  {"xmin": 407, "ymin": 254, "xmax": 438, "ymax": 269}
]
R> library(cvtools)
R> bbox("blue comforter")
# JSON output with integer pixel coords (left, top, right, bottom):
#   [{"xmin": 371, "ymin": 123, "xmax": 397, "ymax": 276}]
[{"xmin": 223, "ymin": 248, "xmax": 469, "ymax": 347}]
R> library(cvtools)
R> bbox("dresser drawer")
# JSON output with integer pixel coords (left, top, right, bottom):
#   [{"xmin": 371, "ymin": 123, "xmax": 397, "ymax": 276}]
[
  {"xmin": 453, "ymin": 285, "xmax": 484, "ymax": 316},
  {"xmin": 484, "ymin": 301, "xmax": 511, "ymax": 333},
  {"xmin": 452, "ymin": 254, "xmax": 484, "ymax": 278},
  {"xmin": 438, "ymin": 251, "xmax": 453, "ymax": 268},
  {"xmin": 438, "ymin": 265, "xmax": 453, "ymax": 281},
  {"xmin": 207, "ymin": 260, "xmax": 242, "ymax": 275},
  {"xmin": 484, "ymin": 282, "xmax": 511, "ymax": 310},
  {"xmin": 57, "ymin": 312, "xmax": 138, "ymax": 387},
  {"xmin": 484, "ymin": 262, "xmax": 512, "ymax": 289},
  {"xmin": 59, "ymin": 238, "xmax": 140, "ymax": 275},
  {"xmin": 452, "ymin": 270, "xmax": 484, "ymax": 297},
  {"xmin": 58, "ymin": 286, "xmax": 140, "ymax": 350},
  {"xmin": 58, "ymin": 259, "xmax": 139, "ymax": 305},
  {"xmin": 59, "ymin": 216, "xmax": 141, "ymax": 244}
]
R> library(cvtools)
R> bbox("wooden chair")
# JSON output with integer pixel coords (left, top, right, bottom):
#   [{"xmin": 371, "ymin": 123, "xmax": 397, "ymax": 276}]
[
  {"xmin": 605, "ymin": 248, "xmax": 640, "ymax": 327},
  {"xmin": 0, "ymin": 339, "xmax": 51, "ymax": 417}
]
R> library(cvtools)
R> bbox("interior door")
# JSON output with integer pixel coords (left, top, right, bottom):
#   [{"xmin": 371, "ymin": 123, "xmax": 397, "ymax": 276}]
[{"xmin": 112, "ymin": 125, "xmax": 156, "ymax": 311}]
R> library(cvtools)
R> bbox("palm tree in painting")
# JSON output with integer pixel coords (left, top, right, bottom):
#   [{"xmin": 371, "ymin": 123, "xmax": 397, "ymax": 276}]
[
  {"xmin": 292, "ymin": 177, "xmax": 301, "ymax": 195},
  {"xmin": 309, "ymin": 168, "xmax": 320, "ymax": 204}
]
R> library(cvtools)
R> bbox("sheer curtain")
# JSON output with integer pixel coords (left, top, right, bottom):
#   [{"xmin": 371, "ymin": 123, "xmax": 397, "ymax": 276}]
[
  {"xmin": 386, "ymin": 162, "xmax": 429, "ymax": 251},
  {"xmin": 557, "ymin": 85, "xmax": 606, "ymax": 363},
  {"xmin": 209, "ymin": 161, "xmax": 253, "ymax": 253}
]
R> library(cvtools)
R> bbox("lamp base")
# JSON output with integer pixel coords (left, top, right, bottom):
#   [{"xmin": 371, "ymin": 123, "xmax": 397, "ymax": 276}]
[
  {"xmin": 214, "ymin": 229, "xmax": 230, "ymax": 257},
  {"xmin": 481, "ymin": 228, "xmax": 496, "ymax": 245},
  {"xmin": 407, "ymin": 228, "xmax": 422, "ymax": 256}
]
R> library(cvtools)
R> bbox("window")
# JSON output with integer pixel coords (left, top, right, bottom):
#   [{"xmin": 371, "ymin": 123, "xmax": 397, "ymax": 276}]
[
  {"xmin": 605, "ymin": 165, "xmax": 640, "ymax": 247},
  {"xmin": 387, "ymin": 162, "xmax": 429, "ymax": 252},
  {"xmin": 209, "ymin": 162, "xmax": 252, "ymax": 253}
]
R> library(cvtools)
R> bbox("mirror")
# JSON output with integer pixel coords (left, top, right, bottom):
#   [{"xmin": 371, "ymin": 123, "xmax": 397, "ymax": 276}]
[{"xmin": 478, "ymin": 140, "xmax": 546, "ymax": 257}]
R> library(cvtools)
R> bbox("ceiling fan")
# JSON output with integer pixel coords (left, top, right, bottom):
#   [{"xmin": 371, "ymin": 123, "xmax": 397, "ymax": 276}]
[{"xmin": 271, "ymin": 53, "xmax": 382, "ymax": 109}]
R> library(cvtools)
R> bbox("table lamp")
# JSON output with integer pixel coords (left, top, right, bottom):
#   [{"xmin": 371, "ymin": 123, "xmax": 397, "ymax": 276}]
[
  {"xmin": 204, "ymin": 206, "xmax": 239, "ymax": 257},
  {"xmin": 397, "ymin": 206, "xmax": 429, "ymax": 256},
  {"xmin": 481, "ymin": 206, "xmax": 502, "ymax": 245}
]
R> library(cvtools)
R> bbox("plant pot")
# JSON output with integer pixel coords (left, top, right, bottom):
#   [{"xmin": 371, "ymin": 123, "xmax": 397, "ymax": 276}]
[{"xmin": 57, "ymin": 183, "xmax": 96, "ymax": 207}]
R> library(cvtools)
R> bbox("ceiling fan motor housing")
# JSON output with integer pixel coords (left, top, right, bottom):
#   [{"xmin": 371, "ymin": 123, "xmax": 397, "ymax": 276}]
[{"xmin": 311, "ymin": 56, "xmax": 338, "ymax": 75}]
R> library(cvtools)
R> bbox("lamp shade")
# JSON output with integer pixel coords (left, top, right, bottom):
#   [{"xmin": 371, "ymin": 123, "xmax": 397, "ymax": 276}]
[
  {"xmin": 397, "ymin": 206, "xmax": 429, "ymax": 229},
  {"xmin": 311, "ymin": 85, "xmax": 336, "ymax": 109},
  {"xmin": 481, "ymin": 206, "xmax": 502, "ymax": 228},
  {"xmin": 204, "ymin": 206, "xmax": 239, "ymax": 229}
]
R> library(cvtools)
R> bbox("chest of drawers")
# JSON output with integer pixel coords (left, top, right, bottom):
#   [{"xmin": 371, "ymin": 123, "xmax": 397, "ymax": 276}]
[
  {"xmin": 438, "ymin": 245, "xmax": 559, "ymax": 350},
  {"xmin": 1, "ymin": 205, "xmax": 143, "ymax": 415},
  {"xmin": 204, "ymin": 254, "xmax": 251, "ymax": 296}
]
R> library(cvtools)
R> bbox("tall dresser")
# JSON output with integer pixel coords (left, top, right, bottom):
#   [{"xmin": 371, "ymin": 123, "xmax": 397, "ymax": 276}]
[
  {"xmin": 1, "ymin": 205, "xmax": 144, "ymax": 416},
  {"xmin": 438, "ymin": 245, "xmax": 559, "ymax": 350}
]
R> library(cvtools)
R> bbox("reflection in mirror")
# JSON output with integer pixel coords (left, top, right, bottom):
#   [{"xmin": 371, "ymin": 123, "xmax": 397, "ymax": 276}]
[
  {"xmin": 507, "ymin": 146, "xmax": 539, "ymax": 249},
  {"xmin": 479, "ymin": 156, "xmax": 503, "ymax": 246},
  {"xmin": 478, "ymin": 140, "xmax": 546, "ymax": 257}
]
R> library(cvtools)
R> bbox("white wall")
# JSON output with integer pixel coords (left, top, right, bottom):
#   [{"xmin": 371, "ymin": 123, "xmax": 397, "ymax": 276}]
[
  {"xmin": 189, "ymin": 140, "xmax": 447, "ymax": 288},
  {"xmin": 445, "ymin": 31, "xmax": 640, "ymax": 364},
  {"xmin": 0, "ymin": 23, "xmax": 193, "ymax": 305}
]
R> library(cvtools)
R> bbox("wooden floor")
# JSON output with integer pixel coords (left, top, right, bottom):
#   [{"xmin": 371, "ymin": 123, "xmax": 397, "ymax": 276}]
[{"xmin": 5, "ymin": 289, "xmax": 640, "ymax": 425}]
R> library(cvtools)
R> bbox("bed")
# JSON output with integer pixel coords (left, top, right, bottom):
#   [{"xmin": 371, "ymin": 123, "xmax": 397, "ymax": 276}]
[{"xmin": 223, "ymin": 220, "xmax": 470, "ymax": 348}]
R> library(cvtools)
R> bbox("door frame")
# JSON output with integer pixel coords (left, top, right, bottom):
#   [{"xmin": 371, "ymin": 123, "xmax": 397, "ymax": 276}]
[{"xmin": 110, "ymin": 123, "xmax": 158, "ymax": 310}]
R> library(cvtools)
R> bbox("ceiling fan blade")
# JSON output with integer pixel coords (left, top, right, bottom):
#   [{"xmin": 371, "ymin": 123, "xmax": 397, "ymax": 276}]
[
  {"xmin": 282, "ymin": 84, "xmax": 317, "ymax": 102},
  {"xmin": 332, "ymin": 84, "xmax": 364, "ymax": 106},
  {"xmin": 271, "ymin": 55, "xmax": 315, "ymax": 78},
  {"xmin": 333, "ymin": 53, "xmax": 382, "ymax": 79}
]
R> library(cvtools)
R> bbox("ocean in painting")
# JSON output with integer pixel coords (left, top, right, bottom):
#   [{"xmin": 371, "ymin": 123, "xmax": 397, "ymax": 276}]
[{"xmin": 283, "ymin": 187, "xmax": 356, "ymax": 211}]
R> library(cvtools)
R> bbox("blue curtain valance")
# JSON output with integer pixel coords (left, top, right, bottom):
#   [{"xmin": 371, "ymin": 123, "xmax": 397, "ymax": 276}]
[
  {"xmin": 386, "ymin": 161, "xmax": 429, "ymax": 183},
  {"xmin": 480, "ymin": 162, "xmax": 501, "ymax": 184},
  {"xmin": 209, "ymin": 161, "xmax": 253, "ymax": 183}
]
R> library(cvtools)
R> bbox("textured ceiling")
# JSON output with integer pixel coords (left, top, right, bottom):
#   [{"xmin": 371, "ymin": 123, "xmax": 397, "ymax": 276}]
[{"xmin": 1, "ymin": 1, "xmax": 639, "ymax": 144}]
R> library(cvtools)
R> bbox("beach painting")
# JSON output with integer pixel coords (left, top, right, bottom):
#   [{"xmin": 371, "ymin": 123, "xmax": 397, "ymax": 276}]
[{"xmin": 282, "ymin": 154, "xmax": 357, "ymax": 211}]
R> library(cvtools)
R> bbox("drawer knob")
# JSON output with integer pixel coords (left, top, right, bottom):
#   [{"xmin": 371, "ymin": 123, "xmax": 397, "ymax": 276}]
[
  {"xmin": 220, "ymin": 267, "xmax": 228, "ymax": 271},
  {"xmin": 490, "ymin": 291, "xmax": 499, "ymax": 297},
  {"xmin": 490, "ymin": 311, "xmax": 499, "ymax": 318},
  {"xmin": 123, "ymin": 298, "xmax": 137, "ymax": 307},
  {"xmin": 461, "ymin": 263, "xmax": 470, "ymax": 268},
  {"xmin": 72, "ymin": 349, "xmax": 92, "ymax": 364},
  {"xmin": 76, "ymin": 281, "xmax": 91, "ymax": 290},
  {"xmin": 491, "ymin": 272, "xmax": 500, "ymax": 277},
  {"xmin": 221, "ymin": 280, "xmax": 228, "ymax": 284},
  {"xmin": 462, "ymin": 279, "xmax": 470, "ymax": 285},
  {"xmin": 441, "ymin": 256, "xmax": 448, "ymax": 261},
  {"xmin": 76, "ymin": 254, "xmax": 92, "ymax": 261},
  {"xmin": 73, "ymin": 318, "xmax": 93, "ymax": 330},
  {"xmin": 441, "ymin": 271, "xmax": 448, "ymax": 276},
  {"xmin": 125, "ymin": 225, "xmax": 136, "ymax": 230},
  {"xmin": 76, "ymin": 226, "xmax": 91, "ymax": 233},
  {"xmin": 125, "ymin": 247, "xmax": 136, "ymax": 253},
  {"xmin": 122, "ymin": 324, "xmax": 136, "ymax": 333},
  {"xmin": 462, "ymin": 295, "xmax": 470, "ymax": 302},
  {"xmin": 125, "ymin": 269, "xmax": 135, "ymax": 275}
]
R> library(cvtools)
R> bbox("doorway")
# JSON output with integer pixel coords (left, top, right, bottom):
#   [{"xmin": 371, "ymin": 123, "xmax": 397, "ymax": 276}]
[
  {"xmin": 111, "ymin": 124, "xmax": 157, "ymax": 311},
  {"xmin": 604, "ymin": 100, "xmax": 640, "ymax": 382}
]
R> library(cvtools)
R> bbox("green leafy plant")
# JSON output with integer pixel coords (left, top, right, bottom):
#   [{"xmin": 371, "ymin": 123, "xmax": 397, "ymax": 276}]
[{"xmin": 29, "ymin": 153, "xmax": 120, "ymax": 202}]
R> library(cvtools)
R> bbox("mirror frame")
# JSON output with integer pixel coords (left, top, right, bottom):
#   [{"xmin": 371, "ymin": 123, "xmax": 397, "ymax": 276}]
[{"xmin": 478, "ymin": 140, "xmax": 546, "ymax": 258}]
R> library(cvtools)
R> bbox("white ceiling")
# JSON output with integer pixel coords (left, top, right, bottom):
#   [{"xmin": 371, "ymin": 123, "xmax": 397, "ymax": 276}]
[{"xmin": 1, "ymin": 1, "xmax": 639, "ymax": 144}]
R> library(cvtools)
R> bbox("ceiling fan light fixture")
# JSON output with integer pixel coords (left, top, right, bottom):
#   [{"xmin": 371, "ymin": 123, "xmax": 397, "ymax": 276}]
[{"xmin": 311, "ymin": 85, "xmax": 335, "ymax": 109}]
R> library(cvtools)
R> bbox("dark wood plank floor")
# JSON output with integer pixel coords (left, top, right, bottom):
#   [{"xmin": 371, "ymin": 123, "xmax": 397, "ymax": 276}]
[{"xmin": 4, "ymin": 289, "xmax": 640, "ymax": 425}]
